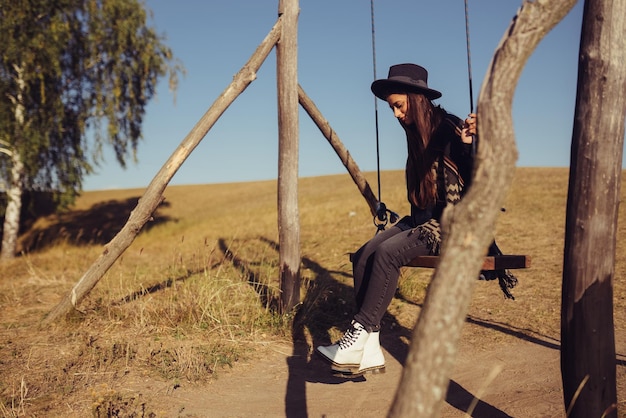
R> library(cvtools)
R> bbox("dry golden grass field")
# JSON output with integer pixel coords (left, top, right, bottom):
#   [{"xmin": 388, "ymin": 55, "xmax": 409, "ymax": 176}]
[{"xmin": 0, "ymin": 167, "xmax": 624, "ymax": 417}]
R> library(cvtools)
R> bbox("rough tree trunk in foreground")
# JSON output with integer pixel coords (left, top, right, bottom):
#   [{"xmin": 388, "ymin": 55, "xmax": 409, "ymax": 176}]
[
  {"xmin": 561, "ymin": 0, "xmax": 625, "ymax": 416},
  {"xmin": 276, "ymin": 0, "xmax": 300, "ymax": 313},
  {"xmin": 389, "ymin": 1, "xmax": 577, "ymax": 416},
  {"xmin": 43, "ymin": 19, "xmax": 283, "ymax": 324}
]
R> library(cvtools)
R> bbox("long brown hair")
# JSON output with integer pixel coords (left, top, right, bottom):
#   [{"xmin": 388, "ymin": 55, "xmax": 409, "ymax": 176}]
[{"xmin": 402, "ymin": 93, "xmax": 445, "ymax": 208}]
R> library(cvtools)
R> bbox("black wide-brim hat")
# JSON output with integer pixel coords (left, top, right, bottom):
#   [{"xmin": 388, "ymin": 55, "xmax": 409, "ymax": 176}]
[{"xmin": 371, "ymin": 63, "xmax": 442, "ymax": 100}]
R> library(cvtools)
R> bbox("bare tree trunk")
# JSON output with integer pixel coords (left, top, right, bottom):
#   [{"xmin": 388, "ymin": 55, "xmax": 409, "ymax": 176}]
[
  {"xmin": 561, "ymin": 0, "xmax": 625, "ymax": 416},
  {"xmin": 389, "ymin": 1, "xmax": 576, "ymax": 416},
  {"xmin": 1, "ymin": 150, "xmax": 24, "ymax": 260},
  {"xmin": 43, "ymin": 18, "xmax": 282, "ymax": 324},
  {"xmin": 276, "ymin": 0, "xmax": 300, "ymax": 314},
  {"xmin": 1, "ymin": 63, "xmax": 26, "ymax": 260},
  {"xmin": 298, "ymin": 85, "xmax": 379, "ymax": 217}
]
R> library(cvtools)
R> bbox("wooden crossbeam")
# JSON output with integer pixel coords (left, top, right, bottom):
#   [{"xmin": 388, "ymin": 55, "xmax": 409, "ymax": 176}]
[{"xmin": 405, "ymin": 255, "xmax": 531, "ymax": 270}]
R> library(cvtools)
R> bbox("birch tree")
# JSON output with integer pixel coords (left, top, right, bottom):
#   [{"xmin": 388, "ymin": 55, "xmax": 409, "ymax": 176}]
[{"xmin": 0, "ymin": 0, "xmax": 182, "ymax": 259}]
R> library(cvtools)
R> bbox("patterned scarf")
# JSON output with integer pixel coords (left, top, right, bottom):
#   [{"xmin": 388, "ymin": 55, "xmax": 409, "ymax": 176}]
[
  {"xmin": 413, "ymin": 155, "xmax": 464, "ymax": 255},
  {"xmin": 410, "ymin": 143, "xmax": 519, "ymax": 299}
]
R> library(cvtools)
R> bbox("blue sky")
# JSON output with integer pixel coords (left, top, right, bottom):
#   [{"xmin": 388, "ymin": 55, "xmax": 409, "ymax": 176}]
[{"xmin": 84, "ymin": 0, "xmax": 591, "ymax": 191}]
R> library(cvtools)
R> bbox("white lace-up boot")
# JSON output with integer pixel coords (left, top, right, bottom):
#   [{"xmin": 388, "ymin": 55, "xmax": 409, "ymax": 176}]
[
  {"xmin": 332, "ymin": 330, "xmax": 385, "ymax": 375},
  {"xmin": 316, "ymin": 321, "xmax": 369, "ymax": 369}
]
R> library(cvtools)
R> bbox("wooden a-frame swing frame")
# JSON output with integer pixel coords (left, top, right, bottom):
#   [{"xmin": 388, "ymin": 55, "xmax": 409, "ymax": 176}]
[{"xmin": 44, "ymin": 0, "xmax": 528, "ymax": 323}]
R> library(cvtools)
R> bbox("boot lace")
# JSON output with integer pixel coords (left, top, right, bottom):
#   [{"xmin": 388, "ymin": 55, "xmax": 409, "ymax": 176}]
[{"xmin": 337, "ymin": 324, "xmax": 364, "ymax": 349}]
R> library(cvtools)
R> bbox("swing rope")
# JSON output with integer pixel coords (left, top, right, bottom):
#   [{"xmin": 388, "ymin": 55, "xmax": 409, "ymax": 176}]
[
  {"xmin": 463, "ymin": 0, "xmax": 520, "ymax": 299},
  {"xmin": 370, "ymin": 0, "xmax": 398, "ymax": 233},
  {"xmin": 369, "ymin": 0, "xmax": 380, "ymax": 203},
  {"xmin": 368, "ymin": 0, "xmax": 476, "ymax": 232},
  {"xmin": 464, "ymin": 0, "xmax": 475, "ymax": 114}
]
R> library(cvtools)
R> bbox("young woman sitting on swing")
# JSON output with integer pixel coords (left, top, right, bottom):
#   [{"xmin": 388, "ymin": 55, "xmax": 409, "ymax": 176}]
[{"xmin": 317, "ymin": 63, "xmax": 477, "ymax": 376}]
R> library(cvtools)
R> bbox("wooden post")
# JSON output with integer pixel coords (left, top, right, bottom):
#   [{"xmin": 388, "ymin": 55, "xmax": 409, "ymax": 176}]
[
  {"xmin": 561, "ymin": 0, "xmax": 625, "ymax": 416},
  {"xmin": 276, "ymin": 0, "xmax": 300, "ymax": 313}
]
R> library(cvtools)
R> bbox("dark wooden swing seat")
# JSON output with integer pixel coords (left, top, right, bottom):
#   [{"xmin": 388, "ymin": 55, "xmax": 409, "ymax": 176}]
[
  {"xmin": 348, "ymin": 253, "xmax": 531, "ymax": 271},
  {"xmin": 405, "ymin": 254, "xmax": 531, "ymax": 270}
]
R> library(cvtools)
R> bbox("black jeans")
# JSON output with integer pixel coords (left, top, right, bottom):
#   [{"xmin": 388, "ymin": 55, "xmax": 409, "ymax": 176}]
[{"xmin": 351, "ymin": 220, "xmax": 431, "ymax": 332}]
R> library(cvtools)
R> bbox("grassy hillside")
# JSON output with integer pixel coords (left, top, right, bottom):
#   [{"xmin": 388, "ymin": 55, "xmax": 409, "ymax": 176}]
[{"xmin": 0, "ymin": 168, "xmax": 624, "ymax": 416}]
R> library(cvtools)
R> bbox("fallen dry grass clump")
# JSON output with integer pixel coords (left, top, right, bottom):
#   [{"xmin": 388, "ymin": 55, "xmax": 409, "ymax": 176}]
[{"xmin": 0, "ymin": 168, "xmax": 624, "ymax": 416}]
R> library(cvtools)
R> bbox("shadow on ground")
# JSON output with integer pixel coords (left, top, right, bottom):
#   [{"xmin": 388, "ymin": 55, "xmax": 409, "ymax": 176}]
[
  {"xmin": 17, "ymin": 197, "xmax": 172, "ymax": 253},
  {"xmin": 220, "ymin": 236, "xmax": 524, "ymax": 417},
  {"xmin": 105, "ymin": 234, "xmax": 624, "ymax": 417}
]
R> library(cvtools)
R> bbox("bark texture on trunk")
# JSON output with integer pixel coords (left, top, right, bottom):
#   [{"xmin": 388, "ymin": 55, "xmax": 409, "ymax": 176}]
[
  {"xmin": 389, "ymin": 1, "xmax": 577, "ymax": 416},
  {"xmin": 561, "ymin": 0, "xmax": 625, "ymax": 416}
]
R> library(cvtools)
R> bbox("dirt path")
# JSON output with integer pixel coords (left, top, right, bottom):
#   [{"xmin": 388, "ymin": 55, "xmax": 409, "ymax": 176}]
[{"xmin": 126, "ymin": 332, "xmax": 581, "ymax": 417}]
